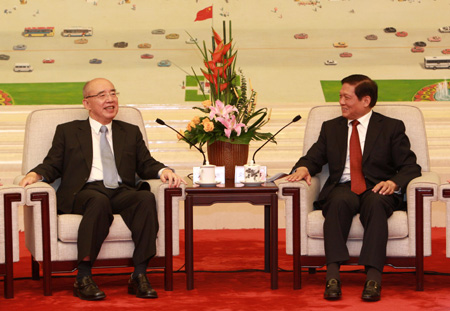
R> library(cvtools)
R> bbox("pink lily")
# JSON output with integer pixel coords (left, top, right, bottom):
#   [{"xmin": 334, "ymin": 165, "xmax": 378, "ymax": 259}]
[
  {"xmin": 209, "ymin": 100, "xmax": 238, "ymax": 120},
  {"xmin": 216, "ymin": 114, "xmax": 246, "ymax": 138}
]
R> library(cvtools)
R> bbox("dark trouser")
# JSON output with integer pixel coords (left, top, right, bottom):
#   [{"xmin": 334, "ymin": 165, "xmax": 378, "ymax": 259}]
[
  {"xmin": 321, "ymin": 183, "xmax": 402, "ymax": 272},
  {"xmin": 72, "ymin": 181, "xmax": 159, "ymax": 267}
]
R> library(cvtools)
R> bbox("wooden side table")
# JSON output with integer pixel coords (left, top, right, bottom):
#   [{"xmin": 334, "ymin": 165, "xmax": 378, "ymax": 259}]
[{"xmin": 184, "ymin": 181, "xmax": 279, "ymax": 290}]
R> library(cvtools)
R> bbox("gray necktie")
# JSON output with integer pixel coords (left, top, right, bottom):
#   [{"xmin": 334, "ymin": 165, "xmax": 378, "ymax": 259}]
[{"xmin": 100, "ymin": 125, "xmax": 119, "ymax": 189}]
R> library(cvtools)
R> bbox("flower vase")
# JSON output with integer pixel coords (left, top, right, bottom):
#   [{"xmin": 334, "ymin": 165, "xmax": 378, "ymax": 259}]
[{"xmin": 207, "ymin": 141, "xmax": 249, "ymax": 181}]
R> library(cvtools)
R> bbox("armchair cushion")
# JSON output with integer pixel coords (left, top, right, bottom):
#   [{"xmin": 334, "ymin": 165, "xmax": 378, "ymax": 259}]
[
  {"xmin": 58, "ymin": 215, "xmax": 132, "ymax": 243},
  {"xmin": 306, "ymin": 210, "xmax": 409, "ymax": 241}
]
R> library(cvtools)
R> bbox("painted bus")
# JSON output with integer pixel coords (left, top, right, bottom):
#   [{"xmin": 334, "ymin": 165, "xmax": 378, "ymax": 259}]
[
  {"xmin": 424, "ymin": 56, "xmax": 450, "ymax": 69},
  {"xmin": 23, "ymin": 27, "xmax": 55, "ymax": 37},
  {"xmin": 61, "ymin": 27, "xmax": 93, "ymax": 37},
  {"xmin": 14, "ymin": 63, "xmax": 33, "ymax": 72}
]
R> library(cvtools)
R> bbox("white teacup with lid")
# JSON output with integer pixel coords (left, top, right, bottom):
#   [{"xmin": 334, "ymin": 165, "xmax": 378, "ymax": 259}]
[
  {"xmin": 199, "ymin": 161, "xmax": 216, "ymax": 184},
  {"xmin": 244, "ymin": 160, "xmax": 261, "ymax": 183}
]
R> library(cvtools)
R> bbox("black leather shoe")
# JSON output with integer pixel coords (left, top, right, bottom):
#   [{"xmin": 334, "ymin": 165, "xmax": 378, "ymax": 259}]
[
  {"xmin": 324, "ymin": 278, "xmax": 342, "ymax": 300},
  {"xmin": 73, "ymin": 276, "xmax": 106, "ymax": 301},
  {"xmin": 128, "ymin": 274, "xmax": 158, "ymax": 299},
  {"xmin": 362, "ymin": 280, "xmax": 381, "ymax": 301}
]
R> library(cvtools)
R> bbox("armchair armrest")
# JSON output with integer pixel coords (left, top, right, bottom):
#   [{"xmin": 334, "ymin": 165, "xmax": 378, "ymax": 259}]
[
  {"xmin": 439, "ymin": 183, "xmax": 450, "ymax": 201},
  {"xmin": 405, "ymin": 171, "xmax": 440, "ymax": 257},
  {"xmin": 406, "ymin": 172, "xmax": 439, "ymax": 215},
  {"xmin": 22, "ymin": 182, "xmax": 58, "ymax": 262},
  {"xmin": 438, "ymin": 183, "xmax": 450, "ymax": 257},
  {"xmin": 0, "ymin": 184, "xmax": 25, "ymax": 264},
  {"xmin": 276, "ymin": 176, "xmax": 321, "ymax": 255},
  {"xmin": 144, "ymin": 179, "xmax": 186, "ymax": 257}
]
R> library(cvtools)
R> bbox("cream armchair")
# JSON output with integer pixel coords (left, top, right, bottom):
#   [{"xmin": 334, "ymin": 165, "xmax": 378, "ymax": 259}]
[
  {"xmin": 277, "ymin": 105, "xmax": 439, "ymax": 290},
  {"xmin": 15, "ymin": 107, "xmax": 185, "ymax": 295},
  {"xmin": 0, "ymin": 184, "xmax": 24, "ymax": 298},
  {"xmin": 438, "ymin": 184, "xmax": 450, "ymax": 258}
]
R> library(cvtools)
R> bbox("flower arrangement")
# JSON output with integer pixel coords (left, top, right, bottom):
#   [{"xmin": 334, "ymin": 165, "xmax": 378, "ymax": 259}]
[{"xmin": 179, "ymin": 21, "xmax": 273, "ymax": 151}]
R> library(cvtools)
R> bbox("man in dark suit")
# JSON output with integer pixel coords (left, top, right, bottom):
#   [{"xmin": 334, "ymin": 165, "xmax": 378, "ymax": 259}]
[
  {"xmin": 286, "ymin": 74, "xmax": 421, "ymax": 301},
  {"xmin": 20, "ymin": 78, "xmax": 185, "ymax": 301}
]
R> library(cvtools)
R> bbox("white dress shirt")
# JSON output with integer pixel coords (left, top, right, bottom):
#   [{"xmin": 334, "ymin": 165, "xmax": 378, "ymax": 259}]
[
  {"xmin": 339, "ymin": 110, "xmax": 372, "ymax": 183},
  {"xmin": 87, "ymin": 117, "xmax": 167, "ymax": 184},
  {"xmin": 87, "ymin": 117, "xmax": 123, "ymax": 184}
]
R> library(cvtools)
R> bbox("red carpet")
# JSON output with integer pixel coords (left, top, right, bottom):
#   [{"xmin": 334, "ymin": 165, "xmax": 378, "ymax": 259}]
[{"xmin": 1, "ymin": 228, "xmax": 450, "ymax": 310}]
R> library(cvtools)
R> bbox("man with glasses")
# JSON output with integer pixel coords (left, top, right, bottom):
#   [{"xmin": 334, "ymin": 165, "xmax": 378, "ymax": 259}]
[{"xmin": 20, "ymin": 78, "xmax": 185, "ymax": 301}]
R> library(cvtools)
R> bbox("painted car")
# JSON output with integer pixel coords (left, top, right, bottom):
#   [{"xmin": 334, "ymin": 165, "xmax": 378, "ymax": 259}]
[
  {"xmin": 89, "ymin": 58, "xmax": 102, "ymax": 64},
  {"xmin": 339, "ymin": 52, "xmax": 352, "ymax": 58},
  {"xmin": 365, "ymin": 34, "xmax": 378, "ymax": 40},
  {"xmin": 333, "ymin": 42, "xmax": 348, "ymax": 48},
  {"xmin": 165, "ymin": 33, "xmax": 179, "ymax": 39},
  {"xmin": 384, "ymin": 27, "xmax": 396, "ymax": 33},
  {"xmin": 442, "ymin": 49, "xmax": 450, "ymax": 55},
  {"xmin": 151, "ymin": 29, "xmax": 165, "ymax": 35},
  {"xmin": 157, "ymin": 59, "xmax": 171, "ymax": 67},
  {"xmin": 141, "ymin": 54, "xmax": 154, "ymax": 59},
  {"xmin": 114, "ymin": 41, "xmax": 128, "ymax": 48},
  {"xmin": 428, "ymin": 36, "xmax": 441, "ymax": 42},
  {"xmin": 396, "ymin": 31, "xmax": 408, "ymax": 37},
  {"xmin": 13, "ymin": 44, "xmax": 26, "ymax": 50},
  {"xmin": 186, "ymin": 38, "xmax": 198, "ymax": 44},
  {"xmin": 411, "ymin": 46, "xmax": 424, "ymax": 53},
  {"xmin": 324, "ymin": 59, "xmax": 337, "ymax": 66},
  {"xmin": 439, "ymin": 26, "xmax": 450, "ymax": 33},
  {"xmin": 42, "ymin": 58, "xmax": 55, "ymax": 63},
  {"xmin": 0, "ymin": 54, "xmax": 10, "ymax": 60},
  {"xmin": 74, "ymin": 38, "xmax": 88, "ymax": 44},
  {"xmin": 294, "ymin": 33, "xmax": 308, "ymax": 39},
  {"xmin": 414, "ymin": 41, "xmax": 427, "ymax": 47},
  {"xmin": 138, "ymin": 43, "xmax": 151, "ymax": 48}
]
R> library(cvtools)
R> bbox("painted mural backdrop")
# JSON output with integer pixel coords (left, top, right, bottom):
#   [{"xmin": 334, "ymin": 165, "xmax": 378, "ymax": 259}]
[{"xmin": 1, "ymin": 0, "xmax": 450, "ymax": 105}]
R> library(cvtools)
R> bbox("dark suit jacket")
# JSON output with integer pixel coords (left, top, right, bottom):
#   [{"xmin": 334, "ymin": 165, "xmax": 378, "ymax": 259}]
[
  {"xmin": 292, "ymin": 111, "xmax": 421, "ymax": 205},
  {"xmin": 32, "ymin": 119, "xmax": 166, "ymax": 214}
]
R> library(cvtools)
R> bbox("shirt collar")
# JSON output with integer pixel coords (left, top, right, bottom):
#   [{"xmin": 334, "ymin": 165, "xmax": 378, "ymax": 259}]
[
  {"xmin": 89, "ymin": 117, "xmax": 112, "ymax": 134},
  {"xmin": 347, "ymin": 110, "xmax": 372, "ymax": 129}
]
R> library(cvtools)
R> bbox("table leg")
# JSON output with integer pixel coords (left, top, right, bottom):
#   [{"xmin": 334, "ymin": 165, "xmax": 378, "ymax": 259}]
[
  {"xmin": 185, "ymin": 195, "xmax": 194, "ymax": 290},
  {"xmin": 270, "ymin": 194, "xmax": 278, "ymax": 290},
  {"xmin": 164, "ymin": 188, "xmax": 180, "ymax": 291},
  {"xmin": 264, "ymin": 204, "xmax": 270, "ymax": 273}
]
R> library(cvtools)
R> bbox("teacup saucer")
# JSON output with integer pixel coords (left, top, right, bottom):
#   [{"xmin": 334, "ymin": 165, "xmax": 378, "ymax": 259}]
[
  {"xmin": 241, "ymin": 181, "xmax": 264, "ymax": 187},
  {"xmin": 195, "ymin": 181, "xmax": 220, "ymax": 187}
]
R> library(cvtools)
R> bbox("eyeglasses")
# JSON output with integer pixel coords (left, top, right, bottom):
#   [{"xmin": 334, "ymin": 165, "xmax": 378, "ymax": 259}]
[{"xmin": 84, "ymin": 91, "xmax": 119, "ymax": 99}]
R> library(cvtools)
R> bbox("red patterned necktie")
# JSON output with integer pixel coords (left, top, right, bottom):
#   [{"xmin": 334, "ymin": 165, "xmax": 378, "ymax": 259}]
[{"xmin": 349, "ymin": 120, "xmax": 366, "ymax": 194}]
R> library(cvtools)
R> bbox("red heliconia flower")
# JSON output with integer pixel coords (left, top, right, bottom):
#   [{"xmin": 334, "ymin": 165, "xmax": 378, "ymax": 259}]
[
  {"xmin": 213, "ymin": 29, "xmax": 222, "ymax": 45},
  {"xmin": 211, "ymin": 41, "xmax": 232, "ymax": 64},
  {"xmin": 222, "ymin": 54, "xmax": 235, "ymax": 69},
  {"xmin": 211, "ymin": 43, "xmax": 224, "ymax": 63},
  {"xmin": 212, "ymin": 66, "xmax": 227, "ymax": 79},
  {"xmin": 205, "ymin": 60, "xmax": 216, "ymax": 70},
  {"xmin": 201, "ymin": 69, "xmax": 217, "ymax": 85},
  {"xmin": 219, "ymin": 83, "xmax": 228, "ymax": 92},
  {"xmin": 222, "ymin": 42, "xmax": 231, "ymax": 56}
]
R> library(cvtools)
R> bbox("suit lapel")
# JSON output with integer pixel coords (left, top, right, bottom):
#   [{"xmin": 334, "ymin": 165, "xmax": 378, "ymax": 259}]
[
  {"xmin": 112, "ymin": 121, "xmax": 126, "ymax": 169},
  {"xmin": 337, "ymin": 117, "xmax": 349, "ymax": 166},
  {"xmin": 77, "ymin": 120, "xmax": 93, "ymax": 171},
  {"xmin": 362, "ymin": 112, "xmax": 383, "ymax": 163}
]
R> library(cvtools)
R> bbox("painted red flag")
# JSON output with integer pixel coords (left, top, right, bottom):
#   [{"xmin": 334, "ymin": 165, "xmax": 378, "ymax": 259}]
[{"xmin": 195, "ymin": 6, "xmax": 213, "ymax": 22}]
